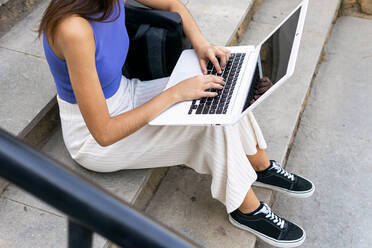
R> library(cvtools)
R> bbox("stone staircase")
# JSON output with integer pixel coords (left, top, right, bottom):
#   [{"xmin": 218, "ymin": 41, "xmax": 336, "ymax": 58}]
[
  {"xmin": 0, "ymin": 0, "xmax": 342, "ymax": 247},
  {"xmin": 144, "ymin": 1, "xmax": 342, "ymax": 247}
]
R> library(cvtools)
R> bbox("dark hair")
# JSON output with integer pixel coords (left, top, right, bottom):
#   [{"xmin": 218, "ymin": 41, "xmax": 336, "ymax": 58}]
[{"xmin": 38, "ymin": 0, "xmax": 120, "ymax": 43}]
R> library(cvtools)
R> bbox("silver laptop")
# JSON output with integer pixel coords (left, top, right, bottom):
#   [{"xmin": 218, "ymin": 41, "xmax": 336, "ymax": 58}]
[{"xmin": 150, "ymin": 0, "xmax": 308, "ymax": 126}]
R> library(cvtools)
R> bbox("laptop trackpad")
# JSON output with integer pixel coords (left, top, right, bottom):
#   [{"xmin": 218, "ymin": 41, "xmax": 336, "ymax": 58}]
[{"xmin": 165, "ymin": 49, "xmax": 203, "ymax": 90}]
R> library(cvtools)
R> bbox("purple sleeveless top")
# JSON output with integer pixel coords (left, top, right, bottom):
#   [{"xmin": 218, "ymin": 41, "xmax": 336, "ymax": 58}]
[{"xmin": 42, "ymin": 0, "xmax": 129, "ymax": 103}]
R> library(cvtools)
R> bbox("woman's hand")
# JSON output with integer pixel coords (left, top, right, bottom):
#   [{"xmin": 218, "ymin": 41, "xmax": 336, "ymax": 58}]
[
  {"xmin": 195, "ymin": 42, "xmax": 231, "ymax": 75},
  {"xmin": 250, "ymin": 77, "xmax": 274, "ymax": 105},
  {"xmin": 169, "ymin": 75, "xmax": 225, "ymax": 102}
]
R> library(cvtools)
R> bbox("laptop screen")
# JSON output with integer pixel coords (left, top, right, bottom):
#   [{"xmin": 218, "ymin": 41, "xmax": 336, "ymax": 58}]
[
  {"xmin": 259, "ymin": 7, "xmax": 301, "ymax": 84},
  {"xmin": 242, "ymin": 7, "xmax": 302, "ymax": 112}
]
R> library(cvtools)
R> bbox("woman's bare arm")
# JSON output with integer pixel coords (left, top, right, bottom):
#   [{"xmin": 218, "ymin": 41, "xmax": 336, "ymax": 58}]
[{"xmin": 52, "ymin": 16, "xmax": 223, "ymax": 147}]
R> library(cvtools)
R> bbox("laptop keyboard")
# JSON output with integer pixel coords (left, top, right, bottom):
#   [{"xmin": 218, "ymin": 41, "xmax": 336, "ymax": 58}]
[{"xmin": 188, "ymin": 53, "xmax": 246, "ymax": 115}]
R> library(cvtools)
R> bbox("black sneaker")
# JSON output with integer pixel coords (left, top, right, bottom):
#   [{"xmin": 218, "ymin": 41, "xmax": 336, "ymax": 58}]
[
  {"xmin": 229, "ymin": 202, "xmax": 305, "ymax": 247},
  {"xmin": 253, "ymin": 160, "xmax": 315, "ymax": 198}
]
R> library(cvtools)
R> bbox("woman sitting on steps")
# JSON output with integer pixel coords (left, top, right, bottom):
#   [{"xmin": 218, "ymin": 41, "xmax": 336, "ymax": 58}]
[{"xmin": 38, "ymin": 0, "xmax": 314, "ymax": 247}]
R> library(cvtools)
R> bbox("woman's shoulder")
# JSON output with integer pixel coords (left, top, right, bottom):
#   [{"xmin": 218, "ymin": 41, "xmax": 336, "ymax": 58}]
[
  {"xmin": 55, "ymin": 15, "xmax": 93, "ymax": 43},
  {"xmin": 50, "ymin": 15, "xmax": 95, "ymax": 59}
]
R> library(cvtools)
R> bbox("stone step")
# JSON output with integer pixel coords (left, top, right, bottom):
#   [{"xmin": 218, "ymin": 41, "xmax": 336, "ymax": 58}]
[
  {"xmin": 145, "ymin": 167, "xmax": 272, "ymax": 248},
  {"xmin": 0, "ymin": 0, "xmax": 54, "ymax": 195},
  {"xmin": 0, "ymin": 0, "xmax": 260, "ymax": 247},
  {"xmin": 0, "ymin": 238, "xmax": 14, "ymax": 248},
  {"xmin": 0, "ymin": 195, "xmax": 106, "ymax": 247},
  {"xmin": 0, "ymin": 0, "xmax": 45, "ymax": 38},
  {"xmin": 144, "ymin": 0, "xmax": 342, "ymax": 248},
  {"xmin": 1, "ymin": 129, "xmax": 166, "ymax": 247},
  {"xmin": 0, "ymin": 0, "xmax": 55, "ymax": 138}
]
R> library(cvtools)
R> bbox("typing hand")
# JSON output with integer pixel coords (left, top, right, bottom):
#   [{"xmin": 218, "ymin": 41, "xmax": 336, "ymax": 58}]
[
  {"xmin": 250, "ymin": 77, "xmax": 273, "ymax": 105},
  {"xmin": 169, "ymin": 75, "xmax": 225, "ymax": 102},
  {"xmin": 195, "ymin": 43, "xmax": 231, "ymax": 75}
]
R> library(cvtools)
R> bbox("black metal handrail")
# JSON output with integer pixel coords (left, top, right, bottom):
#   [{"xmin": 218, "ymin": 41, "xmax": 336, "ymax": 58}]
[{"xmin": 0, "ymin": 128, "xmax": 200, "ymax": 248}]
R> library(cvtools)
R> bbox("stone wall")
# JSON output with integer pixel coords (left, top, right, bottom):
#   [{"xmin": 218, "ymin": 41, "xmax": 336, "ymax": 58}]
[
  {"xmin": 343, "ymin": 0, "xmax": 372, "ymax": 14},
  {"xmin": 343, "ymin": 0, "xmax": 357, "ymax": 8},
  {"xmin": 359, "ymin": 0, "xmax": 372, "ymax": 14}
]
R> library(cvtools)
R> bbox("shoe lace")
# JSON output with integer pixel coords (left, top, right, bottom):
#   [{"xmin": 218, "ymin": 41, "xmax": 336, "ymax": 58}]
[
  {"xmin": 272, "ymin": 161, "xmax": 295, "ymax": 181},
  {"xmin": 260, "ymin": 203, "xmax": 285, "ymax": 229}
]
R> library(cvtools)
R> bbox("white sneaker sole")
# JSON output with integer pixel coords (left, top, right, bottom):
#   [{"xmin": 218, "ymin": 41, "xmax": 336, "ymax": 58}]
[
  {"xmin": 252, "ymin": 180, "xmax": 315, "ymax": 198},
  {"xmin": 229, "ymin": 215, "xmax": 306, "ymax": 248}
]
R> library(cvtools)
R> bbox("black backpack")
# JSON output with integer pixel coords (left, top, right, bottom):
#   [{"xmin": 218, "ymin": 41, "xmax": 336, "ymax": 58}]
[{"xmin": 122, "ymin": 5, "xmax": 192, "ymax": 81}]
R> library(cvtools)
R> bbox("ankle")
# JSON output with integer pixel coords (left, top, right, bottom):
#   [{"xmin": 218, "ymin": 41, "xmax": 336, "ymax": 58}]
[
  {"xmin": 253, "ymin": 160, "xmax": 271, "ymax": 172},
  {"xmin": 239, "ymin": 200, "xmax": 261, "ymax": 214}
]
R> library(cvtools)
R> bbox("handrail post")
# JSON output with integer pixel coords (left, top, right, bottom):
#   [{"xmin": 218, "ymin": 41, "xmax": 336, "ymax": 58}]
[{"xmin": 68, "ymin": 220, "xmax": 93, "ymax": 248}]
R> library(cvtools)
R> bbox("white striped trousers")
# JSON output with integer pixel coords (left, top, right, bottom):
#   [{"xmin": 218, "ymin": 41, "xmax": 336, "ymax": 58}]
[{"xmin": 57, "ymin": 76, "xmax": 267, "ymax": 213}]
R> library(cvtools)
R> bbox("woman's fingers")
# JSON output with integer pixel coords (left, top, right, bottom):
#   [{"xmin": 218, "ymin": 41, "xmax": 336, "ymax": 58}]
[
  {"xmin": 219, "ymin": 46, "xmax": 231, "ymax": 64},
  {"xmin": 203, "ymin": 75, "xmax": 225, "ymax": 85},
  {"xmin": 215, "ymin": 48, "xmax": 228, "ymax": 69},
  {"xmin": 197, "ymin": 45, "xmax": 232, "ymax": 76},
  {"xmin": 199, "ymin": 75, "xmax": 225, "ymax": 97},
  {"xmin": 207, "ymin": 47, "xmax": 231, "ymax": 74},
  {"xmin": 201, "ymin": 91, "xmax": 218, "ymax": 98},
  {"xmin": 176, "ymin": 74, "xmax": 225, "ymax": 101},
  {"xmin": 219, "ymin": 46, "xmax": 231, "ymax": 58},
  {"xmin": 208, "ymin": 50, "xmax": 222, "ymax": 73},
  {"xmin": 199, "ymin": 59, "xmax": 208, "ymax": 75},
  {"xmin": 203, "ymin": 82, "xmax": 223, "ymax": 91}
]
